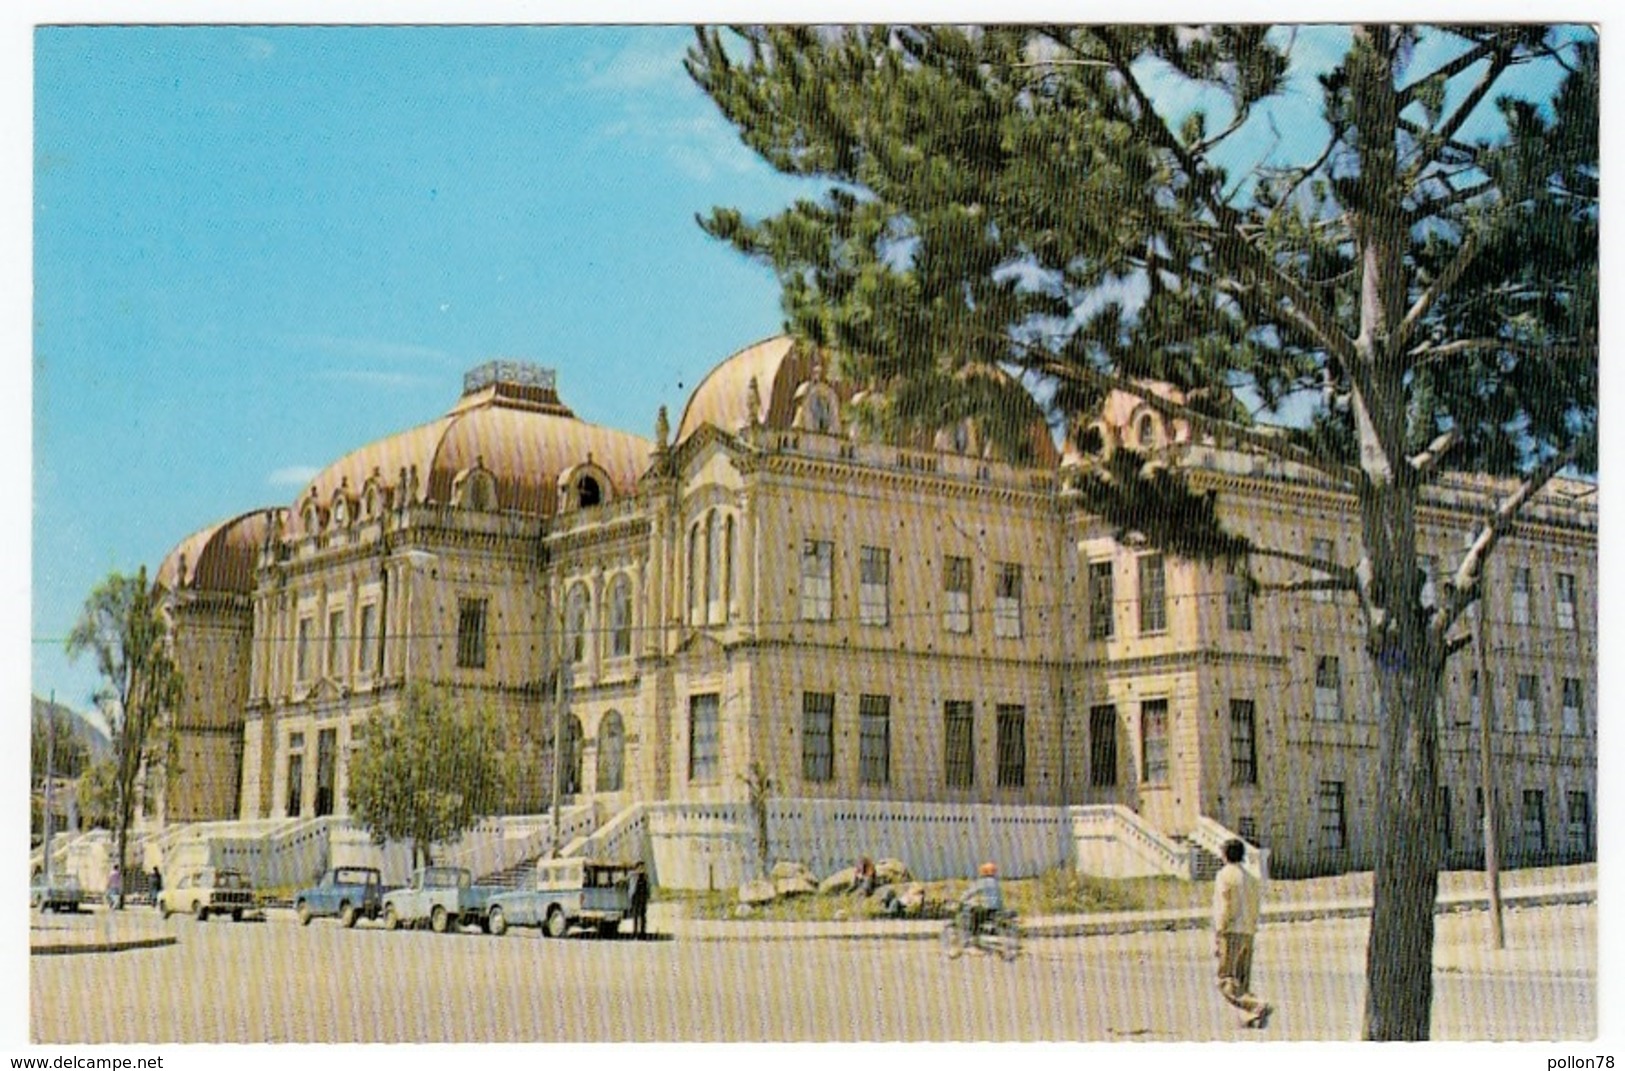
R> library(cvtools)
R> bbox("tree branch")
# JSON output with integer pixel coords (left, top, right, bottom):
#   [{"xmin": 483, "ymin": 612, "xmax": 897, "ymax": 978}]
[
  {"xmin": 1404, "ymin": 178, "xmax": 1496, "ymax": 225},
  {"xmin": 1409, "ymin": 338, "xmax": 1594, "ymax": 368},
  {"xmin": 1408, "ymin": 427, "xmax": 1461, "ymax": 479},
  {"xmin": 1433, "ymin": 429, "xmax": 1596, "ymax": 638},
  {"xmin": 1424, "ymin": 50, "xmax": 1515, "ymax": 168},
  {"xmin": 1393, "ymin": 229, "xmax": 1481, "ymax": 359},
  {"xmin": 1261, "ymin": 576, "xmax": 1351, "ymax": 595},
  {"xmin": 1395, "ymin": 36, "xmax": 1505, "ymax": 108}
]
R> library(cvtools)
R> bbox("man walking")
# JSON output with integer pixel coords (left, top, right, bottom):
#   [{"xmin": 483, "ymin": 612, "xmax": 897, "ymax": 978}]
[{"xmin": 1212, "ymin": 838, "xmax": 1272, "ymax": 1029}]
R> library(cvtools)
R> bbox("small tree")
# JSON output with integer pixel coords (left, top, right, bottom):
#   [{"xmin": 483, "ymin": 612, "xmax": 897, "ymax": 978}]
[
  {"xmin": 66, "ymin": 568, "xmax": 182, "ymax": 907},
  {"xmin": 740, "ymin": 761, "xmax": 775, "ymax": 878},
  {"xmin": 346, "ymin": 685, "xmax": 511, "ymax": 867},
  {"xmin": 32, "ymin": 704, "xmax": 89, "ymax": 786}
]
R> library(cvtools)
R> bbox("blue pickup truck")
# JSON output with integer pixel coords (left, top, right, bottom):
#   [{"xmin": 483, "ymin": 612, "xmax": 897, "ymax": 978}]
[
  {"xmin": 293, "ymin": 866, "xmax": 389, "ymax": 928},
  {"xmin": 482, "ymin": 858, "xmax": 642, "ymax": 939},
  {"xmin": 380, "ymin": 866, "xmax": 504, "ymax": 933}
]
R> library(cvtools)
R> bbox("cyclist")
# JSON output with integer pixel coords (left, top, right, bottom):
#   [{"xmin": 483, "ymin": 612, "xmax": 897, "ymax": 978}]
[{"xmin": 957, "ymin": 861, "xmax": 1005, "ymax": 937}]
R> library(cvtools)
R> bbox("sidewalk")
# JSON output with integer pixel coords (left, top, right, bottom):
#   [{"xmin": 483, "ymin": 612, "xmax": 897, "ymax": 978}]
[
  {"xmin": 647, "ymin": 878, "xmax": 1597, "ymax": 943},
  {"xmin": 29, "ymin": 910, "xmax": 178, "ymax": 956}
]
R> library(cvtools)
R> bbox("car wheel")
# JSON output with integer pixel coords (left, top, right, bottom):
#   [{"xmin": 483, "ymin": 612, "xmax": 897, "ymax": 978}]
[
  {"xmin": 430, "ymin": 905, "xmax": 449, "ymax": 934},
  {"xmin": 232, "ymin": 908, "xmax": 244, "ymax": 922},
  {"xmin": 488, "ymin": 906, "xmax": 508, "ymax": 937},
  {"xmin": 996, "ymin": 917, "xmax": 1021, "ymax": 961},
  {"xmin": 383, "ymin": 904, "xmax": 400, "ymax": 931},
  {"xmin": 194, "ymin": 902, "xmax": 208, "ymax": 922},
  {"xmin": 596, "ymin": 920, "xmax": 618, "ymax": 939},
  {"xmin": 296, "ymin": 901, "xmax": 312, "ymax": 926},
  {"xmin": 340, "ymin": 902, "xmax": 358, "ymax": 928},
  {"xmin": 544, "ymin": 906, "xmax": 567, "ymax": 939}
]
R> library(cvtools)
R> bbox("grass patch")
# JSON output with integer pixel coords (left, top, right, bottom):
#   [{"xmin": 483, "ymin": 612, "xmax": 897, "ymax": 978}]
[{"xmin": 665, "ymin": 868, "xmax": 1212, "ymax": 923}]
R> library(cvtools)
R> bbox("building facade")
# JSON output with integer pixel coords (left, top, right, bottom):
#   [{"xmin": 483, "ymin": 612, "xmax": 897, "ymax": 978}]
[{"xmin": 154, "ymin": 336, "xmax": 1597, "ymax": 877}]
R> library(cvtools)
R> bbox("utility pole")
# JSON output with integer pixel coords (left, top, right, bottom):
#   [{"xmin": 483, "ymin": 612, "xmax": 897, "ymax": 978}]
[
  {"xmin": 1475, "ymin": 589, "xmax": 1505, "ymax": 949},
  {"xmin": 41, "ymin": 691, "xmax": 57, "ymax": 886}
]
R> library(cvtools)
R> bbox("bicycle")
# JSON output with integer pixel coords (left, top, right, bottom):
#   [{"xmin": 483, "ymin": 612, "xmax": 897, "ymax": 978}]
[{"xmin": 940, "ymin": 906, "xmax": 1021, "ymax": 961}]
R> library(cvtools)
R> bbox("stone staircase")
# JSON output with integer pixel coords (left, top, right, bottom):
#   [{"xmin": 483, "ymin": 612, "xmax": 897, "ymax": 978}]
[
  {"xmin": 477, "ymin": 853, "xmax": 546, "ymax": 889},
  {"xmin": 1182, "ymin": 837, "xmax": 1224, "ymax": 882}
]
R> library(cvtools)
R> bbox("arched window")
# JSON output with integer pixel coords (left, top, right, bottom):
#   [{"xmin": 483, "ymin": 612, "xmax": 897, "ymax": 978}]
[
  {"xmin": 1138, "ymin": 414, "xmax": 1157, "ymax": 448},
  {"xmin": 562, "ymin": 714, "xmax": 584, "ymax": 796},
  {"xmin": 565, "ymin": 583, "xmax": 591, "ymax": 664},
  {"xmin": 724, "ymin": 514, "xmax": 736, "ymax": 616},
  {"xmin": 687, "ymin": 523, "xmax": 701, "ymax": 625},
  {"xmin": 596, "ymin": 710, "xmax": 625, "ymax": 793},
  {"xmin": 577, "ymin": 476, "xmax": 601, "ymax": 508},
  {"xmin": 608, "ymin": 574, "xmax": 632, "ymax": 658},
  {"xmin": 706, "ymin": 510, "xmax": 722, "ymax": 624}
]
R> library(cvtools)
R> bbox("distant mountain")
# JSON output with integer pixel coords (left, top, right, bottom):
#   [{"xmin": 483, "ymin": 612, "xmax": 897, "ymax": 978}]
[{"xmin": 31, "ymin": 694, "xmax": 112, "ymax": 763}]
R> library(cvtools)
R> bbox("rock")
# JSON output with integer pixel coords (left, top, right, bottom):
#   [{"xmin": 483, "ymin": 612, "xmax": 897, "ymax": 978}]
[
  {"xmin": 738, "ymin": 879, "xmax": 777, "ymax": 905},
  {"xmin": 770, "ymin": 861, "xmax": 816, "ymax": 885},
  {"xmin": 875, "ymin": 858, "xmax": 912, "ymax": 885},
  {"xmin": 818, "ymin": 867, "xmax": 857, "ymax": 895},
  {"xmin": 775, "ymin": 875, "xmax": 817, "ymax": 898},
  {"xmin": 734, "ymin": 903, "xmax": 755, "ymax": 918},
  {"xmin": 898, "ymin": 882, "xmax": 925, "ymax": 910}
]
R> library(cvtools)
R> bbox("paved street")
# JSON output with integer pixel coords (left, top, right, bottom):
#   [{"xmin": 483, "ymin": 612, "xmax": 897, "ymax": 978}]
[{"xmin": 30, "ymin": 902, "xmax": 1594, "ymax": 1042}]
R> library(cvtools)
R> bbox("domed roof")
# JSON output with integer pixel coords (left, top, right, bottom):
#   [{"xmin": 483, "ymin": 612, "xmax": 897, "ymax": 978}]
[
  {"xmin": 290, "ymin": 361, "xmax": 653, "ymax": 537},
  {"xmin": 157, "ymin": 509, "xmax": 282, "ymax": 593},
  {"xmin": 677, "ymin": 335, "xmax": 832, "ymax": 442}
]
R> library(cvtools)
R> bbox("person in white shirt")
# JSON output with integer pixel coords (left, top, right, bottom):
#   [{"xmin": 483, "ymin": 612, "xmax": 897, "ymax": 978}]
[{"xmin": 1212, "ymin": 838, "xmax": 1272, "ymax": 1029}]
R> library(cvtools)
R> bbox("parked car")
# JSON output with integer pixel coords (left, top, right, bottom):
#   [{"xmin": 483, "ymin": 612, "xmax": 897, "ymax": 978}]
[
  {"xmin": 482, "ymin": 858, "xmax": 642, "ymax": 939},
  {"xmin": 157, "ymin": 867, "xmax": 255, "ymax": 921},
  {"xmin": 294, "ymin": 866, "xmax": 389, "ymax": 928},
  {"xmin": 380, "ymin": 866, "xmax": 504, "ymax": 933},
  {"xmin": 30, "ymin": 873, "xmax": 84, "ymax": 913}
]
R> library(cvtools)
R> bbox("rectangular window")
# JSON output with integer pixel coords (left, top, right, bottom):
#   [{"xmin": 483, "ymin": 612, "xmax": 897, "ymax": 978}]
[
  {"xmin": 801, "ymin": 692, "xmax": 835, "ymax": 783},
  {"xmin": 1088, "ymin": 704, "xmax": 1117, "ymax": 788},
  {"xmin": 996, "ymin": 705, "xmax": 1026, "ymax": 788},
  {"xmin": 1436, "ymin": 785, "xmax": 1451, "ymax": 853},
  {"xmin": 1418, "ymin": 555, "xmax": 1437, "ymax": 611},
  {"xmin": 1521, "ymin": 789, "xmax": 1546, "ymax": 856},
  {"xmin": 358, "ymin": 603, "xmax": 378, "ymax": 678},
  {"xmin": 327, "ymin": 608, "xmax": 344, "ymax": 678},
  {"xmin": 800, "ymin": 539, "xmax": 833, "ymax": 622},
  {"xmin": 1230, "ymin": 700, "xmax": 1257, "ymax": 785},
  {"xmin": 1556, "ymin": 572, "xmax": 1577, "ymax": 630},
  {"xmin": 993, "ymin": 564, "xmax": 1023, "ymax": 639},
  {"xmin": 1566, "ymin": 791, "xmax": 1590, "ymax": 856},
  {"xmin": 285, "ymin": 750, "xmax": 304, "ymax": 818},
  {"xmin": 1314, "ymin": 655, "xmax": 1342, "ymax": 721},
  {"xmin": 1561, "ymin": 678, "xmax": 1583, "ymax": 736},
  {"xmin": 315, "ymin": 728, "xmax": 337, "ymax": 817},
  {"xmin": 1319, "ymin": 780, "xmax": 1347, "ymax": 850},
  {"xmin": 1516, "ymin": 674, "xmax": 1539, "ymax": 733},
  {"xmin": 1088, "ymin": 561, "xmax": 1114, "ymax": 640},
  {"xmin": 1311, "ymin": 537, "xmax": 1336, "ymax": 603},
  {"xmin": 858, "ymin": 546, "xmax": 890, "ymax": 627},
  {"xmin": 943, "ymin": 556, "xmax": 972, "ymax": 634},
  {"xmin": 456, "ymin": 598, "xmax": 488, "ymax": 669},
  {"xmin": 944, "ymin": 701, "xmax": 975, "ymax": 789},
  {"xmin": 858, "ymin": 695, "xmax": 891, "ymax": 786},
  {"xmin": 1138, "ymin": 554, "xmax": 1167, "ymax": 633},
  {"xmin": 1140, "ymin": 698, "xmax": 1169, "ymax": 785},
  {"xmin": 296, "ymin": 616, "xmax": 312, "ymax": 684},
  {"xmin": 687, "ymin": 693, "xmax": 719, "ymax": 782},
  {"xmin": 1511, "ymin": 566, "xmax": 1531, "ymax": 625},
  {"xmin": 1225, "ymin": 567, "xmax": 1252, "ymax": 632}
]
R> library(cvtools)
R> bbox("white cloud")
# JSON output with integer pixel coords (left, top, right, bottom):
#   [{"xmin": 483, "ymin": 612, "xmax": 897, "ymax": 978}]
[
  {"xmin": 316, "ymin": 369, "xmax": 436, "ymax": 389},
  {"xmin": 268, "ymin": 465, "xmax": 319, "ymax": 488},
  {"xmin": 583, "ymin": 30, "xmax": 691, "ymax": 94}
]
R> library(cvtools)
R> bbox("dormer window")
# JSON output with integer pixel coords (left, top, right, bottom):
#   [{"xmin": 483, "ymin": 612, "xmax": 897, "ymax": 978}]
[
  {"xmin": 558, "ymin": 461, "xmax": 611, "ymax": 512},
  {"xmin": 1138, "ymin": 414, "xmax": 1157, "ymax": 448},
  {"xmin": 577, "ymin": 476, "xmax": 601, "ymax": 508}
]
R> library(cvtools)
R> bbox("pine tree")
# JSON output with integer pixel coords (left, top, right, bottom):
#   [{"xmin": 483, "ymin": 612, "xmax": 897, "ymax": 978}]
[{"xmin": 689, "ymin": 24, "xmax": 1597, "ymax": 1040}]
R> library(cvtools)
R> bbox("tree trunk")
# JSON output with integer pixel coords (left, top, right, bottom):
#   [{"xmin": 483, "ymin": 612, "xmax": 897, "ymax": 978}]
[{"xmin": 1363, "ymin": 651, "xmax": 1444, "ymax": 1039}]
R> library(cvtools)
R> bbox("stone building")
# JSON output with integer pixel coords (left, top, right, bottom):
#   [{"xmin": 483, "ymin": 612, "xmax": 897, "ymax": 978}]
[{"xmin": 153, "ymin": 335, "xmax": 1597, "ymax": 877}]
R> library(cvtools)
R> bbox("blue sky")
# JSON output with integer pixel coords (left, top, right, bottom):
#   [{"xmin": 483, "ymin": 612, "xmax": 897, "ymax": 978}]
[
  {"xmin": 30, "ymin": 25, "xmax": 822, "ymax": 713},
  {"xmin": 25, "ymin": 20, "xmax": 1600, "ymax": 720}
]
